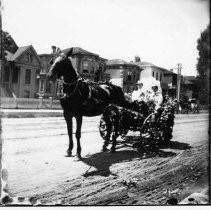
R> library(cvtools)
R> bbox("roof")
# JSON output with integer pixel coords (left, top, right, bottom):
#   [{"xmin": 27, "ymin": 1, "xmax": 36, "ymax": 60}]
[
  {"xmin": 162, "ymin": 68, "xmax": 177, "ymax": 75},
  {"xmin": 106, "ymin": 59, "xmax": 142, "ymax": 70},
  {"xmin": 5, "ymin": 45, "xmax": 31, "ymax": 61},
  {"xmin": 39, "ymin": 53, "xmax": 54, "ymax": 57},
  {"xmin": 5, "ymin": 45, "xmax": 41, "ymax": 66},
  {"xmin": 134, "ymin": 61, "xmax": 155, "ymax": 66},
  {"xmin": 134, "ymin": 61, "xmax": 176, "ymax": 75},
  {"xmin": 106, "ymin": 59, "xmax": 128, "ymax": 65},
  {"xmin": 63, "ymin": 47, "xmax": 99, "ymax": 57}
]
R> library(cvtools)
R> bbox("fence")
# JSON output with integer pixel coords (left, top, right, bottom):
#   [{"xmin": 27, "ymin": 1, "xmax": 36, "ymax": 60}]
[
  {"xmin": 0, "ymin": 97, "xmax": 62, "ymax": 109},
  {"xmin": 0, "ymin": 97, "xmax": 209, "ymax": 111}
]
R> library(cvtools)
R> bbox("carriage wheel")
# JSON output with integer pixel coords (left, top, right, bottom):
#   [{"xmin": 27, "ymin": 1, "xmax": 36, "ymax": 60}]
[
  {"xmin": 99, "ymin": 114, "xmax": 109, "ymax": 140},
  {"xmin": 99, "ymin": 105, "xmax": 119, "ymax": 141},
  {"xmin": 140, "ymin": 113, "xmax": 162, "ymax": 148}
]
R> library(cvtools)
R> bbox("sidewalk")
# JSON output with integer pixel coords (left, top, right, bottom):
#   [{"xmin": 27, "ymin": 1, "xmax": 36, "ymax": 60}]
[
  {"xmin": 0, "ymin": 109, "xmax": 63, "ymax": 118},
  {"xmin": 0, "ymin": 108, "xmax": 209, "ymax": 118}
]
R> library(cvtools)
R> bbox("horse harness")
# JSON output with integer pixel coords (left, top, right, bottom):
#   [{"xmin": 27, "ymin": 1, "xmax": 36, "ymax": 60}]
[{"xmin": 59, "ymin": 76, "xmax": 107, "ymax": 103}]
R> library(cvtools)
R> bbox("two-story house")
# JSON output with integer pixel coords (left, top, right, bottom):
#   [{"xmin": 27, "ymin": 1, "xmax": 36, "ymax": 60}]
[
  {"xmin": 62, "ymin": 47, "xmax": 108, "ymax": 82},
  {"xmin": 134, "ymin": 60, "xmax": 177, "ymax": 98},
  {"xmin": 105, "ymin": 59, "xmax": 142, "ymax": 93},
  {"xmin": 39, "ymin": 47, "xmax": 108, "ymax": 98},
  {"xmin": 2, "ymin": 45, "xmax": 41, "ymax": 98}
]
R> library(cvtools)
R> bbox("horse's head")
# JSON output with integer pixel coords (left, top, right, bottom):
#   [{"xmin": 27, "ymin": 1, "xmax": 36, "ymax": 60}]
[{"xmin": 47, "ymin": 48, "xmax": 76, "ymax": 81}]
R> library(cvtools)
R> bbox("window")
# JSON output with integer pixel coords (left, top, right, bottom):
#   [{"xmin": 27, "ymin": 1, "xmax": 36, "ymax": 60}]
[
  {"xmin": 160, "ymin": 73, "xmax": 162, "ymax": 81},
  {"xmin": 40, "ymin": 80, "xmax": 45, "ymax": 92},
  {"xmin": 156, "ymin": 72, "xmax": 158, "ymax": 80},
  {"xmin": 90, "ymin": 61, "xmax": 95, "ymax": 74},
  {"xmin": 12, "ymin": 67, "xmax": 19, "ymax": 83},
  {"xmin": 4, "ymin": 66, "xmax": 10, "ymax": 82},
  {"xmin": 46, "ymin": 81, "xmax": 52, "ymax": 93},
  {"xmin": 152, "ymin": 71, "xmax": 155, "ymax": 77},
  {"xmin": 26, "ymin": 53, "xmax": 33, "ymax": 62},
  {"xmin": 133, "ymin": 73, "xmax": 136, "ymax": 81},
  {"xmin": 25, "ymin": 69, "xmax": 31, "ymax": 84},
  {"xmin": 29, "ymin": 54, "xmax": 33, "ymax": 62},
  {"xmin": 127, "ymin": 71, "xmax": 132, "ymax": 81},
  {"xmin": 82, "ymin": 60, "xmax": 89, "ymax": 73},
  {"xmin": 90, "ymin": 67, "xmax": 94, "ymax": 74}
]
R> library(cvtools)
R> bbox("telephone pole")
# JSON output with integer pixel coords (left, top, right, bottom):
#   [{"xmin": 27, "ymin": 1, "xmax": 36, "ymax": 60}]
[
  {"xmin": 0, "ymin": 0, "xmax": 3, "ymax": 85},
  {"xmin": 176, "ymin": 63, "xmax": 182, "ymax": 102}
]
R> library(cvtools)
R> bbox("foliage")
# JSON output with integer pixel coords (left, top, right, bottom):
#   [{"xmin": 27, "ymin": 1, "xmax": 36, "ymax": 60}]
[
  {"xmin": 99, "ymin": 100, "xmax": 176, "ymax": 150},
  {"xmin": 196, "ymin": 24, "xmax": 210, "ymax": 105},
  {"xmin": 2, "ymin": 30, "xmax": 18, "ymax": 54}
]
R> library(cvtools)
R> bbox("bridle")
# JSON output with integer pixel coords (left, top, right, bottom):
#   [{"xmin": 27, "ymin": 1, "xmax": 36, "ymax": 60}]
[{"xmin": 51, "ymin": 54, "xmax": 81, "ymax": 97}]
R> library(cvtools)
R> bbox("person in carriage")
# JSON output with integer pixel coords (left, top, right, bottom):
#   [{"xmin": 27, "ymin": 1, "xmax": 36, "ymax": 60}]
[
  {"xmin": 146, "ymin": 79, "xmax": 163, "ymax": 110},
  {"xmin": 131, "ymin": 77, "xmax": 163, "ymax": 108},
  {"xmin": 131, "ymin": 79, "xmax": 145, "ymax": 102}
]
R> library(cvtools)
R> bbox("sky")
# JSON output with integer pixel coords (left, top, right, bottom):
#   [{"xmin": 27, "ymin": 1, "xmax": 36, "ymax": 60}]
[{"xmin": 1, "ymin": 0, "xmax": 210, "ymax": 76}]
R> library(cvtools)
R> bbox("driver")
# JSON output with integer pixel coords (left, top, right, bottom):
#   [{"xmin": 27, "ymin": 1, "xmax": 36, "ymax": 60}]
[
  {"xmin": 131, "ymin": 80, "xmax": 146, "ymax": 102},
  {"xmin": 146, "ymin": 79, "xmax": 163, "ymax": 110}
]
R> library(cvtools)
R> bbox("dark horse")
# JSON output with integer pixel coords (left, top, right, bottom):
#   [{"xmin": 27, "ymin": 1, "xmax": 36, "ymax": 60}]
[
  {"xmin": 179, "ymin": 99, "xmax": 190, "ymax": 114},
  {"xmin": 47, "ymin": 48, "xmax": 127, "ymax": 160}
]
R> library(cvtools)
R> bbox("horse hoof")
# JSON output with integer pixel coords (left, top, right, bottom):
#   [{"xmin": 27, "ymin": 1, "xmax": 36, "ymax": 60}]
[
  {"xmin": 66, "ymin": 150, "xmax": 73, "ymax": 157},
  {"xmin": 102, "ymin": 147, "xmax": 108, "ymax": 152},
  {"xmin": 66, "ymin": 154, "xmax": 73, "ymax": 157},
  {"xmin": 74, "ymin": 155, "xmax": 82, "ymax": 161}
]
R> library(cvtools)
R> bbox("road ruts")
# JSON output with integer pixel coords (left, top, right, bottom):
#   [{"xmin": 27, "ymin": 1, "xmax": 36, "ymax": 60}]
[{"xmin": 1, "ymin": 113, "xmax": 209, "ymax": 205}]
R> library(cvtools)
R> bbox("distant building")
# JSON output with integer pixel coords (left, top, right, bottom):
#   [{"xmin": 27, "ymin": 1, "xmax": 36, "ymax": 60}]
[
  {"xmin": 39, "ymin": 47, "xmax": 108, "ymax": 98},
  {"xmin": 105, "ymin": 59, "xmax": 142, "ymax": 93},
  {"xmin": 134, "ymin": 60, "xmax": 177, "ymax": 98},
  {"xmin": 38, "ymin": 53, "xmax": 57, "ymax": 98},
  {"xmin": 63, "ymin": 47, "xmax": 108, "ymax": 82},
  {"xmin": 2, "ymin": 45, "xmax": 41, "ymax": 98},
  {"xmin": 181, "ymin": 76, "xmax": 198, "ymax": 99}
]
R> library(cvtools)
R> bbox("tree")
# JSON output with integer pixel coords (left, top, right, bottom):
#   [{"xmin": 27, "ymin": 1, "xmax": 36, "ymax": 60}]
[
  {"xmin": 196, "ymin": 24, "xmax": 210, "ymax": 105},
  {"xmin": 2, "ymin": 31, "xmax": 18, "ymax": 53}
]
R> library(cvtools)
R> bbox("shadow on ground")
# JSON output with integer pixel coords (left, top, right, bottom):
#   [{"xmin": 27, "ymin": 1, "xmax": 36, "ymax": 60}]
[
  {"xmin": 81, "ymin": 136, "xmax": 192, "ymax": 177},
  {"xmin": 122, "ymin": 135, "xmax": 192, "ymax": 150}
]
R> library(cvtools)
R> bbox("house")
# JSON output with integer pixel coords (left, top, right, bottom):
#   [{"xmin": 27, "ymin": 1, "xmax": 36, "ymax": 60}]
[
  {"xmin": 62, "ymin": 47, "xmax": 108, "ymax": 82},
  {"xmin": 38, "ymin": 53, "xmax": 57, "ymax": 98},
  {"xmin": 134, "ymin": 60, "xmax": 177, "ymax": 98},
  {"xmin": 2, "ymin": 45, "xmax": 41, "ymax": 98},
  {"xmin": 38, "ymin": 47, "xmax": 108, "ymax": 98},
  {"xmin": 105, "ymin": 59, "xmax": 142, "ymax": 93}
]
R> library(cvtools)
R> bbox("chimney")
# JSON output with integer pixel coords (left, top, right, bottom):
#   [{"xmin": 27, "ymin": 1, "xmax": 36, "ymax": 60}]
[
  {"xmin": 51, "ymin": 46, "xmax": 57, "ymax": 54},
  {"xmin": 135, "ymin": 55, "xmax": 141, "ymax": 62}
]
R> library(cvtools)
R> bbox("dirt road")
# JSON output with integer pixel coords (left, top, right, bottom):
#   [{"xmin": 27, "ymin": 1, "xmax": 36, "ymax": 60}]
[{"xmin": 1, "ymin": 113, "xmax": 209, "ymax": 205}]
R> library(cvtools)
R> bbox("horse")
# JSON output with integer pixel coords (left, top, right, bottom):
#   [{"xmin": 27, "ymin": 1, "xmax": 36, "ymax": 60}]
[
  {"xmin": 178, "ymin": 99, "xmax": 190, "ymax": 114},
  {"xmin": 47, "ymin": 47, "xmax": 127, "ymax": 160}
]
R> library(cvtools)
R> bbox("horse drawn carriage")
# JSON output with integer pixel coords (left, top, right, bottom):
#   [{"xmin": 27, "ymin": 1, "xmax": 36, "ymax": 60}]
[
  {"xmin": 99, "ymin": 98, "xmax": 176, "ymax": 151},
  {"xmin": 47, "ymin": 47, "xmax": 176, "ymax": 159}
]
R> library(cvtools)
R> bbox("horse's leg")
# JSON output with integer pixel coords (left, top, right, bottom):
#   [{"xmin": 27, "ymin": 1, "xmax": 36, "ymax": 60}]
[
  {"xmin": 64, "ymin": 111, "xmax": 73, "ymax": 156},
  {"xmin": 75, "ymin": 115, "xmax": 83, "ymax": 159},
  {"xmin": 110, "ymin": 117, "xmax": 119, "ymax": 153},
  {"xmin": 102, "ymin": 115, "xmax": 112, "ymax": 152}
]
